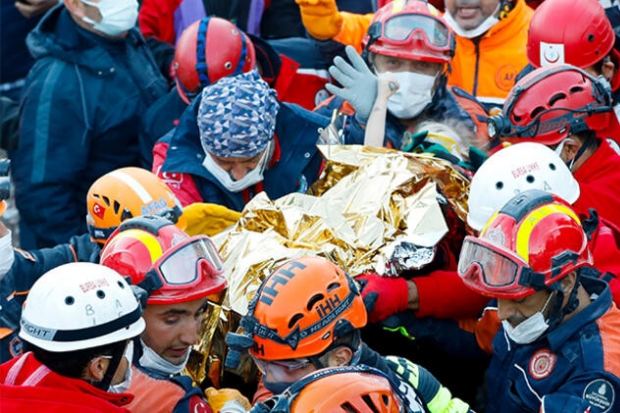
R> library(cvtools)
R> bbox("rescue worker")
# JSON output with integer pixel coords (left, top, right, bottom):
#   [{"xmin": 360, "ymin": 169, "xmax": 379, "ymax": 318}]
[
  {"xmin": 153, "ymin": 70, "xmax": 330, "ymax": 210},
  {"xmin": 100, "ymin": 215, "xmax": 249, "ymax": 413},
  {"xmin": 317, "ymin": 0, "xmax": 478, "ymax": 150},
  {"xmin": 458, "ymin": 189, "xmax": 620, "ymax": 412},
  {"xmin": 0, "ymin": 263, "xmax": 146, "ymax": 412},
  {"xmin": 225, "ymin": 256, "xmax": 472, "ymax": 412},
  {"xmin": 487, "ymin": 64, "xmax": 620, "ymax": 229}
]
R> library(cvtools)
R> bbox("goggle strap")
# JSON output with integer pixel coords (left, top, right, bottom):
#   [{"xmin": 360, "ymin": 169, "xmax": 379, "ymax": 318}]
[{"xmin": 138, "ymin": 270, "xmax": 165, "ymax": 296}]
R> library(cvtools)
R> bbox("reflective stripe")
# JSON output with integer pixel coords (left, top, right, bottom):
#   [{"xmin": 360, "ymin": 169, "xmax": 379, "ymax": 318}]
[
  {"xmin": 107, "ymin": 229, "xmax": 163, "ymax": 264},
  {"xmin": 109, "ymin": 170, "xmax": 154, "ymax": 203},
  {"xmin": 515, "ymin": 204, "xmax": 580, "ymax": 262}
]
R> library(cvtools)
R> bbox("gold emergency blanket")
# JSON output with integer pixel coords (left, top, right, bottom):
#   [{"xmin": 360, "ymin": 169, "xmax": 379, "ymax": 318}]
[{"xmin": 186, "ymin": 145, "xmax": 470, "ymax": 387}]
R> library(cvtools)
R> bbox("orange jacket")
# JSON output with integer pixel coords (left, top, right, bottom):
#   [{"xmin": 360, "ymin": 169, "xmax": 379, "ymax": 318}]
[{"xmin": 447, "ymin": 0, "xmax": 533, "ymax": 108}]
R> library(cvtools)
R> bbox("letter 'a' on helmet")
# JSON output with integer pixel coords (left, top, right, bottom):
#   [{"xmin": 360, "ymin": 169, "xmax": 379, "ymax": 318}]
[
  {"xmin": 362, "ymin": 0, "xmax": 455, "ymax": 64},
  {"xmin": 527, "ymin": 0, "xmax": 614, "ymax": 69},
  {"xmin": 240, "ymin": 257, "xmax": 367, "ymax": 361},
  {"xmin": 255, "ymin": 366, "xmax": 405, "ymax": 413},
  {"xmin": 86, "ymin": 167, "xmax": 186, "ymax": 245},
  {"xmin": 491, "ymin": 65, "xmax": 612, "ymax": 145},
  {"xmin": 19, "ymin": 262, "xmax": 145, "ymax": 352},
  {"xmin": 100, "ymin": 215, "xmax": 227, "ymax": 305},
  {"xmin": 174, "ymin": 17, "xmax": 257, "ymax": 104},
  {"xmin": 458, "ymin": 189, "xmax": 593, "ymax": 299},
  {"xmin": 467, "ymin": 142, "xmax": 580, "ymax": 231}
]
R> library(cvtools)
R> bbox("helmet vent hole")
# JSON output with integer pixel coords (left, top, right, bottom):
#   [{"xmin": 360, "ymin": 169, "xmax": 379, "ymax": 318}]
[
  {"xmin": 96, "ymin": 290, "xmax": 106, "ymax": 299},
  {"xmin": 225, "ymin": 62, "xmax": 232, "ymax": 70},
  {"xmin": 548, "ymin": 93, "xmax": 567, "ymax": 107},
  {"xmin": 307, "ymin": 294, "xmax": 325, "ymax": 311},
  {"xmin": 549, "ymin": 163, "xmax": 557, "ymax": 171},
  {"xmin": 340, "ymin": 402, "xmax": 356, "ymax": 412},
  {"xmin": 113, "ymin": 201, "xmax": 121, "ymax": 215},
  {"xmin": 495, "ymin": 181, "xmax": 504, "ymax": 190},
  {"xmin": 288, "ymin": 313, "xmax": 303, "ymax": 329},
  {"xmin": 327, "ymin": 282, "xmax": 340, "ymax": 292},
  {"xmin": 361, "ymin": 395, "xmax": 380, "ymax": 413},
  {"xmin": 381, "ymin": 394, "xmax": 390, "ymax": 406},
  {"xmin": 569, "ymin": 86, "xmax": 584, "ymax": 95},
  {"xmin": 65, "ymin": 296, "xmax": 75, "ymax": 305},
  {"xmin": 530, "ymin": 106, "xmax": 546, "ymax": 118},
  {"xmin": 117, "ymin": 281, "xmax": 125, "ymax": 288},
  {"xmin": 588, "ymin": 34, "xmax": 595, "ymax": 42},
  {"xmin": 526, "ymin": 175, "xmax": 535, "ymax": 183},
  {"xmin": 102, "ymin": 196, "xmax": 111, "ymax": 207}
]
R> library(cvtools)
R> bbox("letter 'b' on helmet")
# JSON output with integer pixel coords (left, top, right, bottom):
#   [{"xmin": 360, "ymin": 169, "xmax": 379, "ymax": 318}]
[
  {"xmin": 86, "ymin": 167, "xmax": 186, "ymax": 245},
  {"xmin": 174, "ymin": 17, "xmax": 256, "ymax": 104},
  {"xmin": 19, "ymin": 262, "xmax": 145, "ymax": 352},
  {"xmin": 244, "ymin": 257, "xmax": 367, "ymax": 360},
  {"xmin": 467, "ymin": 142, "xmax": 580, "ymax": 231}
]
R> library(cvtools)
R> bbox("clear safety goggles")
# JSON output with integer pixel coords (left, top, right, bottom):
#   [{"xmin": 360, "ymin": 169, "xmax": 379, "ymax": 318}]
[
  {"xmin": 383, "ymin": 13, "xmax": 451, "ymax": 50},
  {"xmin": 251, "ymin": 355, "xmax": 312, "ymax": 382},
  {"xmin": 457, "ymin": 236, "xmax": 539, "ymax": 299},
  {"xmin": 143, "ymin": 235, "xmax": 226, "ymax": 303}
]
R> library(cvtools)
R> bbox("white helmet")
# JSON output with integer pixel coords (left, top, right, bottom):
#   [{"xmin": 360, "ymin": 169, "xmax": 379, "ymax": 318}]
[
  {"xmin": 467, "ymin": 142, "xmax": 580, "ymax": 231},
  {"xmin": 20, "ymin": 262, "xmax": 145, "ymax": 352}
]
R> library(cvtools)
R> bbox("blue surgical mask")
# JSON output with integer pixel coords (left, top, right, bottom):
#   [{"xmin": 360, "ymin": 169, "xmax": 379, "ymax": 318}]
[{"xmin": 262, "ymin": 374, "xmax": 293, "ymax": 395}]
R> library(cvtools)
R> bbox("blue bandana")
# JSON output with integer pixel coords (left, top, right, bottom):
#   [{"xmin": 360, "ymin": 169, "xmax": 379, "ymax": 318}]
[{"xmin": 198, "ymin": 70, "xmax": 280, "ymax": 158}]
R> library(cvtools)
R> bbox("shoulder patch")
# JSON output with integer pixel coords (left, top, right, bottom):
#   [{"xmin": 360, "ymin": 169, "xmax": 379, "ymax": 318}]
[
  {"xmin": 188, "ymin": 395, "xmax": 210, "ymax": 413},
  {"xmin": 583, "ymin": 379, "xmax": 615, "ymax": 412},
  {"xmin": 529, "ymin": 348, "xmax": 556, "ymax": 380}
]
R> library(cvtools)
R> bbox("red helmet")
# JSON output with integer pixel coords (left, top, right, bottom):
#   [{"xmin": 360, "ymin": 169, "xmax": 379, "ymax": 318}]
[
  {"xmin": 458, "ymin": 189, "xmax": 593, "ymax": 299},
  {"xmin": 527, "ymin": 0, "xmax": 614, "ymax": 69},
  {"xmin": 174, "ymin": 17, "xmax": 256, "ymax": 104},
  {"xmin": 257, "ymin": 366, "xmax": 405, "ymax": 413},
  {"xmin": 100, "ymin": 215, "xmax": 227, "ymax": 305},
  {"xmin": 488, "ymin": 64, "xmax": 612, "ymax": 145},
  {"xmin": 226, "ymin": 257, "xmax": 367, "ymax": 363},
  {"xmin": 362, "ymin": 0, "xmax": 455, "ymax": 64}
]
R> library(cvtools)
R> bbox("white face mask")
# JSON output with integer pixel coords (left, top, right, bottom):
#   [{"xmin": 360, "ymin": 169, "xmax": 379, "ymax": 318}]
[
  {"xmin": 381, "ymin": 71, "xmax": 435, "ymax": 120},
  {"xmin": 0, "ymin": 230, "xmax": 14, "ymax": 282},
  {"xmin": 202, "ymin": 141, "xmax": 272, "ymax": 192},
  {"xmin": 502, "ymin": 292, "xmax": 554, "ymax": 344},
  {"xmin": 443, "ymin": 4, "xmax": 500, "ymax": 39},
  {"xmin": 82, "ymin": 0, "xmax": 138, "ymax": 37},
  {"xmin": 108, "ymin": 341, "xmax": 134, "ymax": 394},
  {"xmin": 138, "ymin": 340, "xmax": 190, "ymax": 376}
]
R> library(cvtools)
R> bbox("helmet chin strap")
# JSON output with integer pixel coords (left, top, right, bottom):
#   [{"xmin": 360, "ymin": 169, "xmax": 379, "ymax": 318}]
[
  {"xmin": 92, "ymin": 343, "xmax": 126, "ymax": 391},
  {"xmin": 545, "ymin": 272, "xmax": 581, "ymax": 332}
]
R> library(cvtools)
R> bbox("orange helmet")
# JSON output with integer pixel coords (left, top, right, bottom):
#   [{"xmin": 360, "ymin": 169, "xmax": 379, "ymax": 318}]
[
  {"xmin": 100, "ymin": 215, "xmax": 227, "ymax": 305},
  {"xmin": 86, "ymin": 167, "xmax": 185, "ymax": 244},
  {"xmin": 226, "ymin": 257, "xmax": 367, "ymax": 364},
  {"xmin": 174, "ymin": 17, "xmax": 256, "ymax": 104},
  {"xmin": 250, "ymin": 366, "xmax": 407, "ymax": 413},
  {"xmin": 458, "ymin": 189, "xmax": 593, "ymax": 300},
  {"xmin": 362, "ymin": 0, "xmax": 455, "ymax": 64}
]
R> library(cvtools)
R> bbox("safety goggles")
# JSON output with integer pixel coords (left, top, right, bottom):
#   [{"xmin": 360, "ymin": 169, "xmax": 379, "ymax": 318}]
[
  {"xmin": 251, "ymin": 355, "xmax": 312, "ymax": 382},
  {"xmin": 141, "ymin": 235, "xmax": 226, "ymax": 303},
  {"xmin": 457, "ymin": 236, "xmax": 541, "ymax": 299},
  {"xmin": 383, "ymin": 14, "xmax": 451, "ymax": 50}
]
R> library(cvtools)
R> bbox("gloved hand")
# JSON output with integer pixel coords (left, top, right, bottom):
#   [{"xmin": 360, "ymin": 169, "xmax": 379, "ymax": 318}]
[
  {"xmin": 205, "ymin": 387, "xmax": 252, "ymax": 413},
  {"xmin": 326, "ymin": 45, "xmax": 377, "ymax": 123},
  {"xmin": 295, "ymin": 0, "xmax": 343, "ymax": 40},
  {"xmin": 183, "ymin": 202, "xmax": 242, "ymax": 237},
  {"xmin": 356, "ymin": 273, "xmax": 409, "ymax": 323},
  {"xmin": 385, "ymin": 356, "xmax": 472, "ymax": 413}
]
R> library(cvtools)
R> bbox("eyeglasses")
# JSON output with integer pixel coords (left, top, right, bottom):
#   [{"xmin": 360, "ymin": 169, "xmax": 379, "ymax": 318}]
[
  {"xmin": 251, "ymin": 355, "xmax": 312, "ymax": 381},
  {"xmin": 457, "ymin": 236, "xmax": 539, "ymax": 299},
  {"xmin": 383, "ymin": 14, "xmax": 451, "ymax": 49}
]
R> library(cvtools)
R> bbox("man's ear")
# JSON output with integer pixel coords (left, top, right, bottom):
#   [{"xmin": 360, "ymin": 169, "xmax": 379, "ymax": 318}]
[
  {"xmin": 85, "ymin": 356, "xmax": 109, "ymax": 382},
  {"xmin": 562, "ymin": 137, "xmax": 581, "ymax": 163},
  {"xmin": 560, "ymin": 271, "xmax": 578, "ymax": 295},
  {"xmin": 327, "ymin": 346, "xmax": 353, "ymax": 367},
  {"xmin": 602, "ymin": 57, "xmax": 615, "ymax": 82}
]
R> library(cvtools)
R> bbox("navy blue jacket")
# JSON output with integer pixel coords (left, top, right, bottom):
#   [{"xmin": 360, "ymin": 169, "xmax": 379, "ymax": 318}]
[
  {"xmin": 315, "ymin": 78, "xmax": 476, "ymax": 150},
  {"xmin": 158, "ymin": 96, "xmax": 330, "ymax": 211},
  {"xmin": 10, "ymin": 6, "xmax": 167, "ymax": 249},
  {"xmin": 0, "ymin": 234, "xmax": 100, "ymax": 362}
]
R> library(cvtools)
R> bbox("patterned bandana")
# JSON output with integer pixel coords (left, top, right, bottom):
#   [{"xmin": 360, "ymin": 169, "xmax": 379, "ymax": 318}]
[{"xmin": 198, "ymin": 70, "xmax": 280, "ymax": 158}]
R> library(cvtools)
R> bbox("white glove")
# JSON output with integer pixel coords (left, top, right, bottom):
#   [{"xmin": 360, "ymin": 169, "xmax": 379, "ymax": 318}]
[
  {"xmin": 326, "ymin": 45, "xmax": 378, "ymax": 123},
  {"xmin": 220, "ymin": 401, "xmax": 249, "ymax": 413}
]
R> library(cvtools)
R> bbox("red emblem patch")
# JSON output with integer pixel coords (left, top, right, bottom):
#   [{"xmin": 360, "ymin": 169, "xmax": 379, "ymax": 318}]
[
  {"xmin": 529, "ymin": 348, "xmax": 556, "ymax": 379},
  {"xmin": 92, "ymin": 202, "xmax": 106, "ymax": 219}
]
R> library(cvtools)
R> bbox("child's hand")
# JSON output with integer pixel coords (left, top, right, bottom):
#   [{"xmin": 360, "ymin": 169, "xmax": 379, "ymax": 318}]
[{"xmin": 376, "ymin": 73, "xmax": 399, "ymax": 103}]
